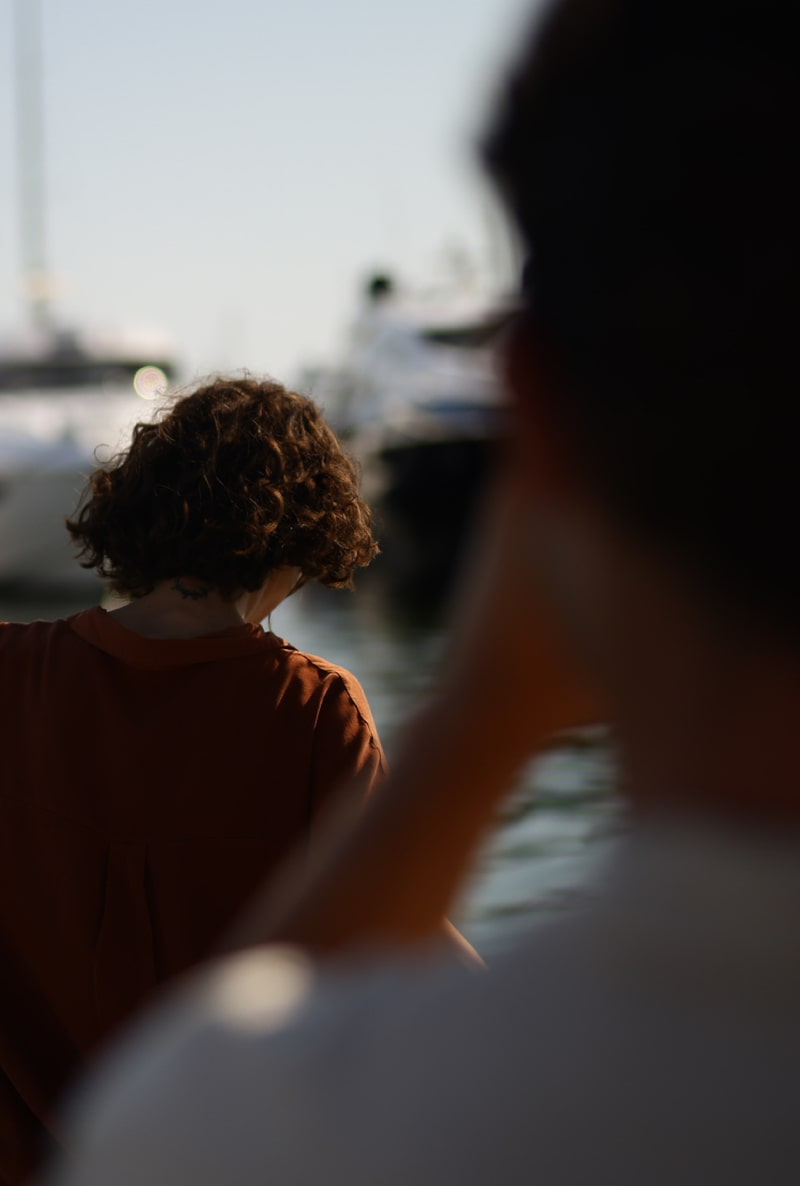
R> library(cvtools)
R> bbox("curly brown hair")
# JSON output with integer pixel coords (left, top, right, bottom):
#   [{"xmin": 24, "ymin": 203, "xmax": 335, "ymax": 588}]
[{"xmin": 66, "ymin": 375, "xmax": 379, "ymax": 598}]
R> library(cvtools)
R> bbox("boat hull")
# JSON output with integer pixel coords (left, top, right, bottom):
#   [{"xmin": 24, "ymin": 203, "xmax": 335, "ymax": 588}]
[{"xmin": 364, "ymin": 433, "xmax": 501, "ymax": 608}]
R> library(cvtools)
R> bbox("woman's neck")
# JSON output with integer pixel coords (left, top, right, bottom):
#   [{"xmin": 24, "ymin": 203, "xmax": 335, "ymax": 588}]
[{"xmin": 107, "ymin": 578, "xmax": 250, "ymax": 639}]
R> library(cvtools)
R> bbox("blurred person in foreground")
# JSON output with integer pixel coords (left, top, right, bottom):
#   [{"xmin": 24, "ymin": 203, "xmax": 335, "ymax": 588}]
[
  {"xmin": 42, "ymin": 0, "xmax": 800, "ymax": 1182},
  {"xmin": 0, "ymin": 375, "xmax": 388, "ymax": 1183}
]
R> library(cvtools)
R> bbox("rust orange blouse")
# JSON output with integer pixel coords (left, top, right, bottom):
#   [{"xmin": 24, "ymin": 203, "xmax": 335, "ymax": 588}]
[{"xmin": 0, "ymin": 607, "xmax": 386, "ymax": 1183}]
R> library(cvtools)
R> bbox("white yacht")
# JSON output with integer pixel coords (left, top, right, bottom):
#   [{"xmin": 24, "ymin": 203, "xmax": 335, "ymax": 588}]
[
  {"xmin": 0, "ymin": 327, "xmax": 176, "ymax": 590},
  {"xmin": 324, "ymin": 273, "xmax": 514, "ymax": 595}
]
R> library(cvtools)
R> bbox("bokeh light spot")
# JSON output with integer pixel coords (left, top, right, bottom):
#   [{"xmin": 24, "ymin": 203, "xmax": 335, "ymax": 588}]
[{"xmin": 133, "ymin": 365, "xmax": 169, "ymax": 401}]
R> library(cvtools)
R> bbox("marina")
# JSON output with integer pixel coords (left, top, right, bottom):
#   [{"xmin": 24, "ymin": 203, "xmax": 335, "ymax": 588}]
[{"xmin": 2, "ymin": 0, "xmax": 796, "ymax": 1181}]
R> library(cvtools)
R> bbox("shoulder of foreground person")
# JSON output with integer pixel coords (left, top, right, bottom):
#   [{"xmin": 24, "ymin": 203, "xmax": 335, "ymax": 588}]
[
  {"xmin": 39, "ymin": 934, "xmax": 553, "ymax": 1186},
  {"xmin": 41, "ymin": 819, "xmax": 800, "ymax": 1186},
  {"xmin": 42, "ymin": 825, "xmax": 800, "ymax": 1186}
]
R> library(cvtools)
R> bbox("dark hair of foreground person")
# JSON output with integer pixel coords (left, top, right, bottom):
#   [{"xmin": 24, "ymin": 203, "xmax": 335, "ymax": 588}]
[{"xmin": 484, "ymin": 0, "xmax": 798, "ymax": 635}]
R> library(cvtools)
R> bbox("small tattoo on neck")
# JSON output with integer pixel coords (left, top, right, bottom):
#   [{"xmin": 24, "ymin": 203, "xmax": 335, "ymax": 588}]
[{"xmin": 171, "ymin": 578, "xmax": 211, "ymax": 601}]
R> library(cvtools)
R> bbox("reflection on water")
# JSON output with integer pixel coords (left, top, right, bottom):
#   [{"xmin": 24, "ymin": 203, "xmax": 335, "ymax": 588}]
[
  {"xmin": 1, "ymin": 566, "xmax": 626, "ymax": 954},
  {"xmin": 462, "ymin": 740, "xmax": 623, "ymax": 951}
]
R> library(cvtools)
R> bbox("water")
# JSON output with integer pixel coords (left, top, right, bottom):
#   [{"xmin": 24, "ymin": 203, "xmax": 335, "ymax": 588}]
[{"xmin": 1, "ymin": 569, "xmax": 626, "ymax": 955}]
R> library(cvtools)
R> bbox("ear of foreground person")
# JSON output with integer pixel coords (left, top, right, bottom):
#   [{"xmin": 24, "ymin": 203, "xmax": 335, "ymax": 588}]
[{"xmin": 37, "ymin": 0, "xmax": 800, "ymax": 1181}]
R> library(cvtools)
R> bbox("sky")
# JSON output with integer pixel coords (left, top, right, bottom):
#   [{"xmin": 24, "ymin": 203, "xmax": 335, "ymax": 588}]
[{"xmin": 1, "ymin": 0, "xmax": 541, "ymax": 386}]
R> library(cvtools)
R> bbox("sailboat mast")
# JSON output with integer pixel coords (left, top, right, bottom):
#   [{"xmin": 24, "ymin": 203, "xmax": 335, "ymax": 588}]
[{"xmin": 13, "ymin": 0, "xmax": 52, "ymax": 331}]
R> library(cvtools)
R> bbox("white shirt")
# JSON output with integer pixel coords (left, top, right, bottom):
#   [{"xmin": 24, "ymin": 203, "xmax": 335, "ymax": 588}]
[{"xmin": 44, "ymin": 814, "xmax": 800, "ymax": 1185}]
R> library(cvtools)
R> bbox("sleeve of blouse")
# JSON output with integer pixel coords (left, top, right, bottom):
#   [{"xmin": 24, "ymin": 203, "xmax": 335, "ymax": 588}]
[{"xmin": 306, "ymin": 670, "xmax": 388, "ymax": 836}]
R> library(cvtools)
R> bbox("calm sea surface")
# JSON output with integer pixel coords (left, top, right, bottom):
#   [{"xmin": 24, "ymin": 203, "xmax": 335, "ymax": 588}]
[{"xmin": 1, "ymin": 563, "xmax": 625, "ymax": 955}]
